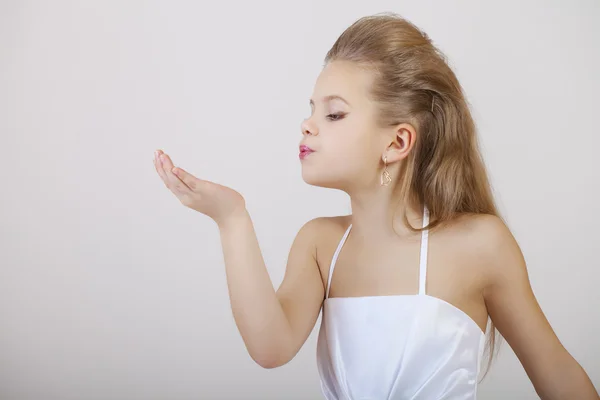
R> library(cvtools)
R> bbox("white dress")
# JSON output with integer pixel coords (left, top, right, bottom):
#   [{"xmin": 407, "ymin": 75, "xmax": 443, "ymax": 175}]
[{"xmin": 316, "ymin": 207, "xmax": 486, "ymax": 400}]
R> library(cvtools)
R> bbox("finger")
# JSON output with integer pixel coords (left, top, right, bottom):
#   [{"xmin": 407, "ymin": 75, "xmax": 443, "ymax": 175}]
[
  {"xmin": 171, "ymin": 166, "xmax": 202, "ymax": 191},
  {"xmin": 154, "ymin": 150, "xmax": 169, "ymax": 185},
  {"xmin": 160, "ymin": 153, "xmax": 190, "ymax": 195}
]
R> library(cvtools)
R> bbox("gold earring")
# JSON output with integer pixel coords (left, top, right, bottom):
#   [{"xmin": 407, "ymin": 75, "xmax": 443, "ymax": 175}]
[{"xmin": 381, "ymin": 155, "xmax": 392, "ymax": 186}]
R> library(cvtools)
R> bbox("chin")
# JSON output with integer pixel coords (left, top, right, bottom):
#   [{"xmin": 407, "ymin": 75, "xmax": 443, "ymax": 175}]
[{"xmin": 301, "ymin": 169, "xmax": 343, "ymax": 190}]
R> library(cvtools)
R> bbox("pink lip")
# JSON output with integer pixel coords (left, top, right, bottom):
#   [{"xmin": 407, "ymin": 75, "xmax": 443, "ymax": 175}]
[
  {"xmin": 299, "ymin": 146, "xmax": 314, "ymax": 160},
  {"xmin": 299, "ymin": 145, "xmax": 315, "ymax": 160},
  {"xmin": 299, "ymin": 151, "xmax": 313, "ymax": 160}
]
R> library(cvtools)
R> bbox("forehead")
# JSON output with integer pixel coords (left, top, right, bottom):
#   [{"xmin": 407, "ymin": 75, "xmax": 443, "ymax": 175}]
[{"xmin": 312, "ymin": 60, "xmax": 375, "ymax": 107}]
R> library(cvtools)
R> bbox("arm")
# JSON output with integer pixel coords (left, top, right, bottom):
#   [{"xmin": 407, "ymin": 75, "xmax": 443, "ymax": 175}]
[
  {"xmin": 481, "ymin": 216, "xmax": 599, "ymax": 399},
  {"xmin": 153, "ymin": 150, "xmax": 325, "ymax": 369},
  {"xmin": 219, "ymin": 212, "xmax": 326, "ymax": 368}
]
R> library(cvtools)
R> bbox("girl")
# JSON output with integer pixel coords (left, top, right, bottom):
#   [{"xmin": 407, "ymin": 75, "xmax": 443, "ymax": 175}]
[{"xmin": 153, "ymin": 13, "xmax": 598, "ymax": 400}]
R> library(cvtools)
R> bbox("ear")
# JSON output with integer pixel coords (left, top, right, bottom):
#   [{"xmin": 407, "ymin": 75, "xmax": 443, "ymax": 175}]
[{"xmin": 383, "ymin": 123, "xmax": 417, "ymax": 163}]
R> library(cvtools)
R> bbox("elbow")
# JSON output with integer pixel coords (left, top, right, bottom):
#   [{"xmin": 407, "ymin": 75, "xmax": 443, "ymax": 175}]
[
  {"xmin": 244, "ymin": 326, "xmax": 296, "ymax": 369},
  {"xmin": 255, "ymin": 358, "xmax": 284, "ymax": 369},
  {"xmin": 252, "ymin": 352, "xmax": 292, "ymax": 369},
  {"xmin": 250, "ymin": 347, "xmax": 293, "ymax": 369}
]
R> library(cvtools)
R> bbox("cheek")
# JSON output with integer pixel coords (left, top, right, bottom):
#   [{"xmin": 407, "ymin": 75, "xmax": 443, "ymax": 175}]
[
  {"xmin": 327, "ymin": 141, "xmax": 374, "ymax": 179},
  {"xmin": 339, "ymin": 131, "xmax": 377, "ymax": 163},
  {"xmin": 306, "ymin": 124, "xmax": 377, "ymax": 172},
  {"xmin": 329, "ymin": 126, "xmax": 367, "ymax": 157}
]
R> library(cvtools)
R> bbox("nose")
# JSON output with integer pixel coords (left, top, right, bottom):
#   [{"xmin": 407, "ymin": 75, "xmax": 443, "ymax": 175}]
[{"xmin": 301, "ymin": 118, "xmax": 318, "ymax": 136}]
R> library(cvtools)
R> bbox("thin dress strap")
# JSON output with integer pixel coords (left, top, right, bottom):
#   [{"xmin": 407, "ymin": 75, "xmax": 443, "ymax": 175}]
[
  {"xmin": 418, "ymin": 206, "xmax": 430, "ymax": 295},
  {"xmin": 326, "ymin": 223, "xmax": 352, "ymax": 299}
]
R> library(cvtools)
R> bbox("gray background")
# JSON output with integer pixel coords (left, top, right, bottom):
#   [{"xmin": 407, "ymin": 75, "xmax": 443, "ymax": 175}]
[{"xmin": 1, "ymin": 0, "xmax": 598, "ymax": 399}]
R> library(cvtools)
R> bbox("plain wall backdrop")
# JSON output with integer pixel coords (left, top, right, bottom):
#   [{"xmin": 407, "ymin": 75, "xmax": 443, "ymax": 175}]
[{"xmin": 1, "ymin": 0, "xmax": 598, "ymax": 399}]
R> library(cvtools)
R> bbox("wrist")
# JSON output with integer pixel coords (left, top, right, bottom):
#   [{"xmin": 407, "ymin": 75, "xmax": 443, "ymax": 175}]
[{"xmin": 216, "ymin": 207, "xmax": 250, "ymax": 231}]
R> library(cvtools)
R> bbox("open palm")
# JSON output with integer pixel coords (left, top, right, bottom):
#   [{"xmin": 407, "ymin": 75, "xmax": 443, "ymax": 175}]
[{"xmin": 153, "ymin": 149, "xmax": 246, "ymax": 225}]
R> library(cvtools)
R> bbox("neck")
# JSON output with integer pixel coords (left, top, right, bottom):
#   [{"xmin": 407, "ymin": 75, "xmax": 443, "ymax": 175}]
[{"xmin": 348, "ymin": 184, "xmax": 425, "ymax": 243}]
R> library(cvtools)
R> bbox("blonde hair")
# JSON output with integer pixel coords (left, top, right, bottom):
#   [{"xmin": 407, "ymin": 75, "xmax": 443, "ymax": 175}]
[{"xmin": 325, "ymin": 12, "xmax": 502, "ymax": 378}]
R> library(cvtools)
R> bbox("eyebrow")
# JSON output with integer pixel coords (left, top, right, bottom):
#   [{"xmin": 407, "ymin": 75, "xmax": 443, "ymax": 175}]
[{"xmin": 309, "ymin": 95, "xmax": 351, "ymax": 107}]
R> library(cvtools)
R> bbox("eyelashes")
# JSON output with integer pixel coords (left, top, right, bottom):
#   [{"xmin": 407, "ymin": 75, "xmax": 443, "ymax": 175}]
[
  {"xmin": 326, "ymin": 113, "xmax": 345, "ymax": 121},
  {"xmin": 305, "ymin": 112, "xmax": 346, "ymax": 122}
]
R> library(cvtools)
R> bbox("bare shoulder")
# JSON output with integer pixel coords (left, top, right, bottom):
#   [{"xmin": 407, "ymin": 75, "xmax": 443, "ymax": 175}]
[
  {"xmin": 441, "ymin": 212, "xmax": 506, "ymax": 236},
  {"xmin": 442, "ymin": 213, "xmax": 523, "ymax": 283},
  {"xmin": 299, "ymin": 215, "xmax": 352, "ymax": 287},
  {"xmin": 297, "ymin": 214, "xmax": 350, "ymax": 241},
  {"xmin": 300, "ymin": 214, "xmax": 351, "ymax": 237}
]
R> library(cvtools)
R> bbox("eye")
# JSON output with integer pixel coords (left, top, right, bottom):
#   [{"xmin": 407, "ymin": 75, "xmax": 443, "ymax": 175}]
[{"xmin": 326, "ymin": 113, "xmax": 345, "ymax": 121}]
